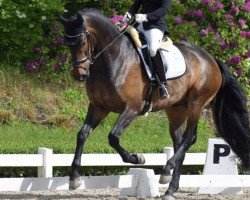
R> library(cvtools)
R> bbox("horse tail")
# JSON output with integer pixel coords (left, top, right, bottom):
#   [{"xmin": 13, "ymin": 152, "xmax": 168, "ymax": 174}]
[{"xmin": 213, "ymin": 59, "xmax": 250, "ymax": 169}]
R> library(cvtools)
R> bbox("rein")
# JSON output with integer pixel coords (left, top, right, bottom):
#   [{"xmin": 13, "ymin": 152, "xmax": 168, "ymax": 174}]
[{"xmin": 64, "ymin": 20, "xmax": 136, "ymax": 67}]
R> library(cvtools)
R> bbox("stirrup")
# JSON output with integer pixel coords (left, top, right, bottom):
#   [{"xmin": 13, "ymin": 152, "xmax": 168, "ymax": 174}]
[{"xmin": 158, "ymin": 83, "xmax": 169, "ymax": 99}]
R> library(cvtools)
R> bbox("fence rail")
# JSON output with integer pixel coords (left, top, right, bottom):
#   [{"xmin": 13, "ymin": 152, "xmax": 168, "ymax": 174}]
[
  {"xmin": 0, "ymin": 147, "xmax": 207, "ymax": 177},
  {"xmin": 0, "ymin": 146, "xmax": 249, "ymax": 193}
]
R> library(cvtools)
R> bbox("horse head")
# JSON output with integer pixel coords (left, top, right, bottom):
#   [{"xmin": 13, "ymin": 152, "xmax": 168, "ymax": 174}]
[{"xmin": 60, "ymin": 12, "xmax": 95, "ymax": 81}]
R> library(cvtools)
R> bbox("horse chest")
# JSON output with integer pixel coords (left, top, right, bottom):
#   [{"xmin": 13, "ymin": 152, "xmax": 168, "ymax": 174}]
[{"xmin": 86, "ymin": 82, "xmax": 124, "ymax": 112}]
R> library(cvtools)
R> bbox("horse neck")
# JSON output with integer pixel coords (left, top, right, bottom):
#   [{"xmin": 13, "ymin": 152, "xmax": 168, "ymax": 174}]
[
  {"xmin": 86, "ymin": 15, "xmax": 135, "ymax": 78},
  {"xmin": 86, "ymin": 15, "xmax": 120, "ymax": 51}
]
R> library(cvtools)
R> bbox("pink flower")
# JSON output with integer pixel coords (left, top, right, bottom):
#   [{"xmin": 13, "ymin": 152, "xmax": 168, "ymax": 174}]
[
  {"xmin": 245, "ymin": 51, "xmax": 250, "ymax": 59},
  {"xmin": 174, "ymin": 17, "xmax": 183, "ymax": 24},
  {"xmin": 227, "ymin": 55, "xmax": 241, "ymax": 65},
  {"xmin": 216, "ymin": 1, "xmax": 224, "ymax": 10},
  {"xmin": 58, "ymin": 55, "xmax": 68, "ymax": 63},
  {"xmin": 240, "ymin": 31, "xmax": 250, "ymax": 39},
  {"xmin": 54, "ymin": 37, "xmax": 64, "ymax": 46},
  {"xmin": 39, "ymin": 59, "xmax": 46, "ymax": 66},
  {"xmin": 221, "ymin": 40, "xmax": 228, "ymax": 50},
  {"xmin": 188, "ymin": 9, "xmax": 204, "ymax": 19},
  {"xmin": 240, "ymin": 31, "xmax": 247, "ymax": 38},
  {"xmin": 238, "ymin": 19, "xmax": 246, "ymax": 27},
  {"xmin": 209, "ymin": 5, "xmax": 217, "ymax": 11},
  {"xmin": 110, "ymin": 16, "xmax": 123, "ymax": 24},
  {"xmin": 228, "ymin": 21, "xmax": 235, "ymax": 27},
  {"xmin": 229, "ymin": 40, "xmax": 237, "ymax": 49},
  {"xmin": 200, "ymin": 29, "xmax": 207, "ymax": 37},
  {"xmin": 214, "ymin": 32, "xmax": 220, "ymax": 41},
  {"xmin": 225, "ymin": 14, "xmax": 233, "ymax": 19},
  {"xmin": 206, "ymin": 24, "xmax": 214, "ymax": 32},
  {"xmin": 235, "ymin": 68, "xmax": 243, "ymax": 77},
  {"xmin": 242, "ymin": 2, "xmax": 250, "ymax": 12},
  {"xmin": 231, "ymin": 6, "xmax": 239, "ymax": 14}
]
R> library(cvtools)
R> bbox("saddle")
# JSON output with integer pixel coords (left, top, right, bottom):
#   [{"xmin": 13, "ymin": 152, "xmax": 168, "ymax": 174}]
[
  {"xmin": 126, "ymin": 26, "xmax": 186, "ymax": 82},
  {"xmin": 125, "ymin": 26, "xmax": 186, "ymax": 115}
]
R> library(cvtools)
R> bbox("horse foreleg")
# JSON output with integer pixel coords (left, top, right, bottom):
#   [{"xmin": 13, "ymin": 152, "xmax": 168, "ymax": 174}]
[
  {"xmin": 69, "ymin": 105, "xmax": 108, "ymax": 190},
  {"xmin": 108, "ymin": 105, "xmax": 145, "ymax": 164}
]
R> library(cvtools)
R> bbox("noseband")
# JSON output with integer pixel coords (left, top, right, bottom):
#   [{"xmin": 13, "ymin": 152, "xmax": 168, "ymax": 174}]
[{"xmin": 64, "ymin": 24, "xmax": 94, "ymax": 68}]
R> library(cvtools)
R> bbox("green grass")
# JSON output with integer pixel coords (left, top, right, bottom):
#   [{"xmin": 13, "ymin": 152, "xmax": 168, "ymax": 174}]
[
  {"xmin": 0, "ymin": 112, "xmax": 215, "ymax": 154},
  {"xmin": 0, "ymin": 64, "xmax": 216, "ymax": 155},
  {"xmin": 0, "ymin": 64, "xmax": 217, "ymax": 177}
]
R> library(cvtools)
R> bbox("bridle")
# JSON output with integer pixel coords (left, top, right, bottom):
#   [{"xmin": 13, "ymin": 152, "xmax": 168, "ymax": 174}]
[
  {"xmin": 64, "ymin": 24, "xmax": 94, "ymax": 67},
  {"xmin": 64, "ymin": 20, "xmax": 131, "ymax": 68}
]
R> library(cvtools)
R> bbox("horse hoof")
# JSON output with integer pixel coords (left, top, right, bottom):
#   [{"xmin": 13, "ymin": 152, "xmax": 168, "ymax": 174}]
[
  {"xmin": 69, "ymin": 177, "xmax": 82, "ymax": 190},
  {"xmin": 159, "ymin": 174, "xmax": 172, "ymax": 184},
  {"xmin": 132, "ymin": 153, "xmax": 145, "ymax": 164},
  {"xmin": 162, "ymin": 195, "xmax": 175, "ymax": 200}
]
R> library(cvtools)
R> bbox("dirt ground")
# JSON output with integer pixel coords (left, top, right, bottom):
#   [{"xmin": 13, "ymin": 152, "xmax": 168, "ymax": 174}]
[{"xmin": 0, "ymin": 188, "xmax": 249, "ymax": 200}]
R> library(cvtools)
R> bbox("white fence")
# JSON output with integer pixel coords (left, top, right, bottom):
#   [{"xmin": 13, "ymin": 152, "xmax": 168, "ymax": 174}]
[
  {"xmin": 0, "ymin": 147, "xmax": 249, "ymax": 192},
  {"xmin": 0, "ymin": 147, "xmax": 205, "ymax": 178}
]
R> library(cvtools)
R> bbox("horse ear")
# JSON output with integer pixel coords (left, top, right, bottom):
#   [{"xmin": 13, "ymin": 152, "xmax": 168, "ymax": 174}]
[
  {"xmin": 76, "ymin": 12, "xmax": 84, "ymax": 25},
  {"xmin": 59, "ymin": 15, "xmax": 68, "ymax": 26}
]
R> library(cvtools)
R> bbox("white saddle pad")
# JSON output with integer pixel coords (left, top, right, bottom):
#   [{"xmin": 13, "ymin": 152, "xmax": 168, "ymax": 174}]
[{"xmin": 160, "ymin": 45, "xmax": 186, "ymax": 79}]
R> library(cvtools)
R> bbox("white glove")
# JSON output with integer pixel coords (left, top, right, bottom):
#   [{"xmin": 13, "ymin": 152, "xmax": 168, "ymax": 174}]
[
  {"xmin": 135, "ymin": 14, "xmax": 148, "ymax": 23},
  {"xmin": 122, "ymin": 12, "xmax": 132, "ymax": 22}
]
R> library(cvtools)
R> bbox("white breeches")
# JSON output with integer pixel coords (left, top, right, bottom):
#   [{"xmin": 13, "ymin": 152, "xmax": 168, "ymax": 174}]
[{"xmin": 137, "ymin": 23, "xmax": 164, "ymax": 57}]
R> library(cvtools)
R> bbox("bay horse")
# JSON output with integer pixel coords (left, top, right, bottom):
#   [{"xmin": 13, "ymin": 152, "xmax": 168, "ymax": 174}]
[{"xmin": 60, "ymin": 8, "xmax": 250, "ymax": 200}]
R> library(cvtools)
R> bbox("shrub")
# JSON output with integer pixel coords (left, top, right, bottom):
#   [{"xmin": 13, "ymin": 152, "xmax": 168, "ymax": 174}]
[
  {"xmin": 0, "ymin": 0, "xmax": 65, "ymax": 62},
  {"xmin": 1, "ymin": 0, "xmax": 249, "ymax": 90},
  {"xmin": 0, "ymin": 109, "xmax": 14, "ymax": 124},
  {"xmin": 103, "ymin": 0, "xmax": 250, "ymax": 91},
  {"xmin": 24, "ymin": 21, "xmax": 71, "ymax": 83},
  {"xmin": 64, "ymin": 0, "xmax": 131, "ymax": 16},
  {"xmin": 167, "ymin": 0, "xmax": 250, "ymax": 90},
  {"xmin": 0, "ymin": 0, "xmax": 72, "ymax": 82}
]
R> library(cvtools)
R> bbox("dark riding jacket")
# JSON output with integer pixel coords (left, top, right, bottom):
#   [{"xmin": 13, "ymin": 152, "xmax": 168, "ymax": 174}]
[{"xmin": 129, "ymin": 0, "xmax": 171, "ymax": 34}]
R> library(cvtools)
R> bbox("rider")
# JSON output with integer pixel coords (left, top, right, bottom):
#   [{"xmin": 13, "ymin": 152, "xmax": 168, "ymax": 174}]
[{"xmin": 122, "ymin": 0, "xmax": 171, "ymax": 99}]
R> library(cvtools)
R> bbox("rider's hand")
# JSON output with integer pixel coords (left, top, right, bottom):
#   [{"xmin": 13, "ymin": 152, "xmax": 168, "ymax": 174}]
[
  {"xmin": 135, "ymin": 14, "xmax": 148, "ymax": 23},
  {"xmin": 122, "ymin": 12, "xmax": 132, "ymax": 22}
]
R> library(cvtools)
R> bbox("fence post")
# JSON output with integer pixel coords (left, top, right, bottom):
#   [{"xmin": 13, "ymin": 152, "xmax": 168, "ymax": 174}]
[{"xmin": 37, "ymin": 147, "xmax": 53, "ymax": 178}]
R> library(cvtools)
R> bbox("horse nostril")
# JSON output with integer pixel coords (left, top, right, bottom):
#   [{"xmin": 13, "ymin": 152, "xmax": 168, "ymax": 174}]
[{"xmin": 79, "ymin": 75, "xmax": 86, "ymax": 81}]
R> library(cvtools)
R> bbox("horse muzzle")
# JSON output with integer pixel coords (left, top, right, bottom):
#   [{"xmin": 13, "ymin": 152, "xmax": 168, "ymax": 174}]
[{"xmin": 72, "ymin": 65, "xmax": 89, "ymax": 81}]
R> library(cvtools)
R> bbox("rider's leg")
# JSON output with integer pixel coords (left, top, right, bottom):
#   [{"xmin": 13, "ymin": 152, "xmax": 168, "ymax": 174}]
[
  {"xmin": 152, "ymin": 52, "xmax": 169, "ymax": 99},
  {"xmin": 141, "ymin": 25, "xmax": 168, "ymax": 99},
  {"xmin": 146, "ymin": 28, "xmax": 169, "ymax": 99},
  {"xmin": 137, "ymin": 25, "xmax": 168, "ymax": 99}
]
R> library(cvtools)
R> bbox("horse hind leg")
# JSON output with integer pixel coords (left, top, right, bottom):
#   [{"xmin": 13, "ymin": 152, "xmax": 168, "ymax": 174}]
[
  {"xmin": 161, "ymin": 102, "xmax": 202, "ymax": 199},
  {"xmin": 160, "ymin": 107, "xmax": 188, "ymax": 192},
  {"xmin": 108, "ymin": 105, "xmax": 145, "ymax": 164}
]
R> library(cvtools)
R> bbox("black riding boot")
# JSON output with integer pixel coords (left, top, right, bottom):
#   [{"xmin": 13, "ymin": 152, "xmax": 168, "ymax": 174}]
[{"xmin": 152, "ymin": 52, "xmax": 169, "ymax": 99}]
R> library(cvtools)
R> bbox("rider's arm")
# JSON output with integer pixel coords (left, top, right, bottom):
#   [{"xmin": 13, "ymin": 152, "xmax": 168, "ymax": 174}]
[
  {"xmin": 129, "ymin": 0, "xmax": 143, "ymax": 16},
  {"xmin": 146, "ymin": 0, "xmax": 171, "ymax": 21}
]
